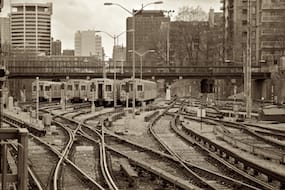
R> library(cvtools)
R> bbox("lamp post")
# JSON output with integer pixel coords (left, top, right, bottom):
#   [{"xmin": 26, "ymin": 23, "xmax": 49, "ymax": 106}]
[
  {"xmin": 36, "ymin": 77, "xmax": 39, "ymax": 124},
  {"xmin": 104, "ymin": 1, "xmax": 163, "ymax": 117},
  {"xmin": 91, "ymin": 82, "xmax": 95, "ymax": 113},
  {"xmin": 128, "ymin": 50, "xmax": 155, "ymax": 80},
  {"xmin": 246, "ymin": 0, "xmax": 252, "ymax": 119},
  {"xmin": 95, "ymin": 30, "xmax": 130, "ymax": 108}
]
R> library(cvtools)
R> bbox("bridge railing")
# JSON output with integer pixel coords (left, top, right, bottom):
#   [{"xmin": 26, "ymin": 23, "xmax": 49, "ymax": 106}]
[{"xmin": 8, "ymin": 65, "xmax": 263, "ymax": 75}]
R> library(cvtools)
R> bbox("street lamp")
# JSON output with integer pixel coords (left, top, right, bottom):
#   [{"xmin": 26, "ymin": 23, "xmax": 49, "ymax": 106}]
[
  {"xmin": 128, "ymin": 49, "xmax": 155, "ymax": 80},
  {"xmin": 95, "ymin": 30, "xmax": 129, "ymax": 108},
  {"xmin": 36, "ymin": 77, "xmax": 39, "ymax": 124},
  {"xmin": 91, "ymin": 82, "xmax": 95, "ymax": 113},
  {"xmin": 104, "ymin": 1, "xmax": 163, "ymax": 117}
]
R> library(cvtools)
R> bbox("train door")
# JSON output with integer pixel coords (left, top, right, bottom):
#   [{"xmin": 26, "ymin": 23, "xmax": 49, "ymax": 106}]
[
  {"xmin": 39, "ymin": 83, "xmax": 44, "ymax": 99},
  {"xmin": 98, "ymin": 83, "xmax": 103, "ymax": 99},
  {"xmin": 74, "ymin": 83, "xmax": 80, "ymax": 98}
]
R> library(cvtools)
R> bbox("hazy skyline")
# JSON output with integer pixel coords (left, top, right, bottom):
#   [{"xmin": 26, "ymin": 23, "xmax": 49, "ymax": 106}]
[{"xmin": 1, "ymin": 0, "xmax": 221, "ymax": 57}]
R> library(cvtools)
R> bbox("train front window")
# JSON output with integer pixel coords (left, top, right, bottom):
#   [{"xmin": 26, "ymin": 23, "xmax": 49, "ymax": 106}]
[
  {"xmin": 67, "ymin": 85, "xmax": 72, "ymax": 90},
  {"xmin": 106, "ymin": 85, "xmax": 112, "ymax": 92},
  {"xmin": 33, "ymin": 86, "xmax": 36, "ymax": 91},
  {"xmin": 81, "ymin": 85, "xmax": 86, "ymax": 91},
  {"xmin": 45, "ymin": 86, "xmax": 50, "ymax": 91},
  {"xmin": 137, "ymin": 85, "xmax": 143, "ymax": 91},
  {"xmin": 40, "ymin": 85, "xmax": 43, "ymax": 91},
  {"xmin": 75, "ymin": 84, "xmax": 79, "ymax": 90},
  {"xmin": 121, "ymin": 84, "xmax": 126, "ymax": 91}
]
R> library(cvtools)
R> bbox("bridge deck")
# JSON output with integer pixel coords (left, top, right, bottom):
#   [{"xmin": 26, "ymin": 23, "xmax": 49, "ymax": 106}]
[{"xmin": 7, "ymin": 65, "xmax": 270, "ymax": 79}]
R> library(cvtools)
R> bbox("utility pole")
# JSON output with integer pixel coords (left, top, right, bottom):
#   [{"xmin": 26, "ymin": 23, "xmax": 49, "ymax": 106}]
[{"xmin": 246, "ymin": 0, "xmax": 252, "ymax": 119}]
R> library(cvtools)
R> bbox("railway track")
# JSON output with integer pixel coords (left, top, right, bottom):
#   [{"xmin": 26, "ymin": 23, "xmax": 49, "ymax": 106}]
[
  {"xmin": 9, "ymin": 98, "xmax": 284, "ymax": 190},
  {"xmin": 182, "ymin": 110, "xmax": 285, "ymax": 164},
  {"xmin": 244, "ymin": 123, "xmax": 285, "ymax": 141},
  {"xmin": 149, "ymin": 111, "xmax": 262, "ymax": 190},
  {"xmin": 3, "ymin": 112, "xmax": 106, "ymax": 190},
  {"xmin": 55, "ymin": 109, "xmax": 201, "ymax": 189},
  {"xmin": 179, "ymin": 111, "xmax": 285, "ymax": 189},
  {"xmin": 8, "ymin": 142, "xmax": 43, "ymax": 190},
  {"xmin": 53, "ymin": 110, "xmax": 118, "ymax": 190}
]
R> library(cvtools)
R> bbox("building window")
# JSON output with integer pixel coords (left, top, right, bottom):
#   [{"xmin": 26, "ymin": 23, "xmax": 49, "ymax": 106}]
[{"xmin": 25, "ymin": 6, "xmax": 35, "ymax": 11}]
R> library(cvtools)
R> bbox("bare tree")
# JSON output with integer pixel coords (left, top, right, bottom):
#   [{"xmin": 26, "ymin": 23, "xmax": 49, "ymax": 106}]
[
  {"xmin": 175, "ymin": 6, "xmax": 208, "ymax": 22},
  {"xmin": 150, "ymin": 6, "xmax": 222, "ymax": 67}
]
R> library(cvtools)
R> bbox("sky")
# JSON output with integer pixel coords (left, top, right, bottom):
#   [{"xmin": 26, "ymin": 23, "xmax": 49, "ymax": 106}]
[{"xmin": 0, "ymin": 0, "xmax": 221, "ymax": 57}]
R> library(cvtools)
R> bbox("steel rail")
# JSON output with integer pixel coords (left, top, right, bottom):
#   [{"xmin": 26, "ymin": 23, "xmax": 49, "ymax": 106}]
[{"xmin": 4, "ymin": 115, "xmax": 105, "ymax": 190}]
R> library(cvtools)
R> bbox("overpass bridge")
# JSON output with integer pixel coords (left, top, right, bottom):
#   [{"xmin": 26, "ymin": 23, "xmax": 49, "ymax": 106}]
[
  {"xmin": 5, "ymin": 55, "xmax": 271, "ymax": 79},
  {"xmin": 5, "ymin": 58, "xmax": 275, "ymax": 102},
  {"xmin": 7, "ymin": 65, "xmax": 270, "ymax": 80}
]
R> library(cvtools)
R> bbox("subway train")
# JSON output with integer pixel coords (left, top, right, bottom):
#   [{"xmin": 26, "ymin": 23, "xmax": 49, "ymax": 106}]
[
  {"xmin": 88, "ymin": 78, "xmax": 120, "ymax": 106},
  {"xmin": 66, "ymin": 79, "xmax": 89, "ymax": 102},
  {"xmin": 32, "ymin": 78, "xmax": 157, "ymax": 105},
  {"xmin": 120, "ymin": 78, "xmax": 157, "ymax": 105},
  {"xmin": 32, "ymin": 80, "xmax": 62, "ymax": 101}
]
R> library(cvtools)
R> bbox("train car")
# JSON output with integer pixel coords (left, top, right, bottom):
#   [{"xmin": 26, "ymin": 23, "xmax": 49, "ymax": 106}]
[
  {"xmin": 32, "ymin": 80, "xmax": 61, "ymax": 102},
  {"xmin": 120, "ymin": 78, "xmax": 157, "ymax": 106},
  {"xmin": 66, "ymin": 79, "xmax": 89, "ymax": 102},
  {"xmin": 88, "ymin": 78, "xmax": 120, "ymax": 106}
]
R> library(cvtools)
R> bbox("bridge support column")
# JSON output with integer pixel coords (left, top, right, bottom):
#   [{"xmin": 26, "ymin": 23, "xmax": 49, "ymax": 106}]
[{"xmin": 277, "ymin": 78, "xmax": 285, "ymax": 104}]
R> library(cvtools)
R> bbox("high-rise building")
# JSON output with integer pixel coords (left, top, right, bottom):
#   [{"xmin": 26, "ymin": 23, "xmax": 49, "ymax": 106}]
[
  {"xmin": 51, "ymin": 38, "xmax": 61, "ymax": 55},
  {"xmin": 0, "ymin": 17, "xmax": 10, "ymax": 45},
  {"xmin": 74, "ymin": 30, "xmax": 103, "ymax": 60},
  {"xmin": 222, "ymin": 0, "xmax": 285, "ymax": 66},
  {"xmin": 126, "ymin": 10, "xmax": 170, "ymax": 66},
  {"xmin": 10, "ymin": 2, "xmax": 53, "ymax": 55},
  {"xmin": 208, "ymin": 9, "xmax": 224, "ymax": 66},
  {"xmin": 258, "ymin": 0, "xmax": 285, "ymax": 66},
  {"xmin": 113, "ymin": 45, "xmax": 126, "ymax": 62}
]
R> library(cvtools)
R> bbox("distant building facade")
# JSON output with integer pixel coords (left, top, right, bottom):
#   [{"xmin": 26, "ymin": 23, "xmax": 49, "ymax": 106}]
[
  {"xmin": 62, "ymin": 49, "xmax": 74, "ymax": 56},
  {"xmin": 113, "ymin": 45, "xmax": 126, "ymax": 62},
  {"xmin": 51, "ymin": 39, "xmax": 61, "ymax": 55},
  {"xmin": 126, "ymin": 10, "xmax": 170, "ymax": 66},
  {"xmin": 222, "ymin": 0, "xmax": 285, "ymax": 66},
  {"xmin": 74, "ymin": 30, "xmax": 103, "ymax": 60},
  {"xmin": 0, "ymin": 17, "xmax": 10, "ymax": 46},
  {"xmin": 10, "ymin": 2, "xmax": 53, "ymax": 55}
]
